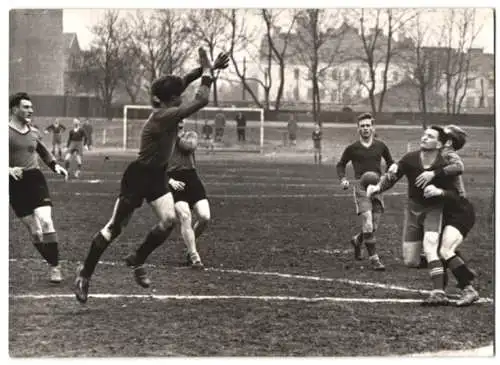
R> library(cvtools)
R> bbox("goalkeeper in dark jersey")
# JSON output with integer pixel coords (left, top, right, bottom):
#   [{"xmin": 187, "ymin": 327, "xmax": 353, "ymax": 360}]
[
  {"xmin": 73, "ymin": 49, "xmax": 229, "ymax": 304},
  {"xmin": 64, "ymin": 118, "xmax": 87, "ymax": 178},
  {"xmin": 44, "ymin": 119, "xmax": 66, "ymax": 160},
  {"xmin": 9, "ymin": 92, "xmax": 68, "ymax": 284}
]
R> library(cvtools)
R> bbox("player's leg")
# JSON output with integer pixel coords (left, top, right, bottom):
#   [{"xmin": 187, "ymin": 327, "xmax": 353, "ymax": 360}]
[
  {"xmin": 33, "ymin": 205, "xmax": 62, "ymax": 283},
  {"xmin": 175, "ymin": 201, "xmax": 203, "ymax": 269},
  {"xmin": 126, "ymin": 192, "xmax": 176, "ymax": 288},
  {"xmin": 74, "ymin": 151, "xmax": 82, "ymax": 178},
  {"xmin": 401, "ymin": 206, "xmax": 424, "ymax": 268},
  {"xmin": 63, "ymin": 149, "xmax": 72, "ymax": 172},
  {"xmin": 56, "ymin": 142, "xmax": 62, "ymax": 160},
  {"xmin": 421, "ymin": 207, "xmax": 450, "ymax": 306},
  {"xmin": 192, "ymin": 199, "xmax": 211, "ymax": 239}
]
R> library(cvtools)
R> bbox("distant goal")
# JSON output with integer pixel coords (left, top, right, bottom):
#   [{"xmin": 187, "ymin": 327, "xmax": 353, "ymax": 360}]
[{"xmin": 123, "ymin": 105, "xmax": 266, "ymax": 153}]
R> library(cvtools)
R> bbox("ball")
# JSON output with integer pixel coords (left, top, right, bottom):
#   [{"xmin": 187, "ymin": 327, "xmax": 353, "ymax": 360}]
[
  {"xmin": 360, "ymin": 171, "xmax": 380, "ymax": 189},
  {"xmin": 178, "ymin": 131, "xmax": 198, "ymax": 152}
]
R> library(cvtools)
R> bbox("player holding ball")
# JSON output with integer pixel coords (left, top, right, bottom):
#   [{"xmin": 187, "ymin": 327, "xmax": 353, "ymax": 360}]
[{"xmin": 336, "ymin": 113, "xmax": 395, "ymax": 270}]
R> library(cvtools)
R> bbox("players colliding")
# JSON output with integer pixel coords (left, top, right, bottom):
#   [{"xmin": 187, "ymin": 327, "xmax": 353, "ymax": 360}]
[
  {"xmin": 367, "ymin": 126, "xmax": 478, "ymax": 306},
  {"xmin": 336, "ymin": 113, "xmax": 395, "ymax": 271}
]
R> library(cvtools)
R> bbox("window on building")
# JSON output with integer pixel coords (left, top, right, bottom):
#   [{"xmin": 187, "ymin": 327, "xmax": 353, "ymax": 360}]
[
  {"xmin": 355, "ymin": 68, "xmax": 362, "ymax": 82},
  {"xmin": 465, "ymin": 96, "xmax": 475, "ymax": 108},
  {"xmin": 307, "ymin": 88, "xmax": 313, "ymax": 100},
  {"xmin": 488, "ymin": 78, "xmax": 494, "ymax": 89},
  {"xmin": 392, "ymin": 70, "xmax": 399, "ymax": 83},
  {"xmin": 332, "ymin": 69, "xmax": 338, "ymax": 80},
  {"xmin": 331, "ymin": 89, "xmax": 338, "ymax": 102},
  {"xmin": 293, "ymin": 87, "xmax": 300, "ymax": 101},
  {"xmin": 344, "ymin": 69, "xmax": 350, "ymax": 79},
  {"xmin": 294, "ymin": 68, "xmax": 300, "ymax": 80},
  {"xmin": 320, "ymin": 88, "xmax": 326, "ymax": 100}
]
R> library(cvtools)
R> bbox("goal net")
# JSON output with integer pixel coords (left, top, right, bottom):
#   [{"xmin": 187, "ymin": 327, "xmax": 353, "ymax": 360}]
[{"xmin": 122, "ymin": 105, "xmax": 266, "ymax": 152}]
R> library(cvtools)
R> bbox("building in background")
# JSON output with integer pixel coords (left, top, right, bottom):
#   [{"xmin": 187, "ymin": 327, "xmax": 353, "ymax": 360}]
[{"xmin": 9, "ymin": 9, "xmax": 65, "ymax": 95}]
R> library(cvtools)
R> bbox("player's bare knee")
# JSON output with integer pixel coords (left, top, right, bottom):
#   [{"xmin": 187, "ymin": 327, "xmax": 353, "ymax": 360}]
[
  {"xmin": 360, "ymin": 212, "xmax": 373, "ymax": 233},
  {"xmin": 34, "ymin": 208, "xmax": 55, "ymax": 232},
  {"xmin": 423, "ymin": 231, "xmax": 440, "ymax": 261},
  {"xmin": 439, "ymin": 245, "xmax": 455, "ymax": 260}
]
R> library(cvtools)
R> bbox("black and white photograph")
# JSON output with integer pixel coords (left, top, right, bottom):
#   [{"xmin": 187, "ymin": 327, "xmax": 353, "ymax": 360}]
[{"xmin": 6, "ymin": 3, "xmax": 496, "ymax": 358}]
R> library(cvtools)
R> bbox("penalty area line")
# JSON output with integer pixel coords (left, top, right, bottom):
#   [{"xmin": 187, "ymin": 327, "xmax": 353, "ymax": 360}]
[{"xmin": 8, "ymin": 293, "xmax": 491, "ymax": 304}]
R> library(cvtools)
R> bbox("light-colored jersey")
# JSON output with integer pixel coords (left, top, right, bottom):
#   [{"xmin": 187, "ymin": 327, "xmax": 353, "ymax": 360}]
[
  {"xmin": 441, "ymin": 146, "xmax": 467, "ymax": 197},
  {"xmin": 9, "ymin": 125, "xmax": 55, "ymax": 170},
  {"xmin": 167, "ymin": 140, "xmax": 196, "ymax": 172}
]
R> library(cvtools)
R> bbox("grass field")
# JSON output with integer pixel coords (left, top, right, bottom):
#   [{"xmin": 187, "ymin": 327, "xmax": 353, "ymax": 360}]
[{"xmin": 8, "ymin": 127, "xmax": 495, "ymax": 357}]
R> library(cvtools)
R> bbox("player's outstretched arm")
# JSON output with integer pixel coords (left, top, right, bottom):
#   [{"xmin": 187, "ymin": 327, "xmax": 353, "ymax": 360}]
[
  {"xmin": 35, "ymin": 140, "xmax": 67, "ymax": 178},
  {"xmin": 436, "ymin": 151, "xmax": 464, "ymax": 176},
  {"xmin": 382, "ymin": 143, "xmax": 395, "ymax": 172},
  {"xmin": 336, "ymin": 147, "xmax": 351, "ymax": 181}
]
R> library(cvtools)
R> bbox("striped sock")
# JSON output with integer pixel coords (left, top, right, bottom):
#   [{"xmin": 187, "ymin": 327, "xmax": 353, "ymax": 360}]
[{"xmin": 428, "ymin": 260, "xmax": 445, "ymax": 291}]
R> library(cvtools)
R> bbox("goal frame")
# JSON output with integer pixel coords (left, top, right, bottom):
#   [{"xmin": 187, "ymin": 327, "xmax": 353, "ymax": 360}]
[{"xmin": 123, "ymin": 105, "xmax": 266, "ymax": 153}]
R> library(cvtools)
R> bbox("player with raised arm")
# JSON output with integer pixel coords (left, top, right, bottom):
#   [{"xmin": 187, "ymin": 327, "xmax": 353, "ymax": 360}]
[
  {"xmin": 409, "ymin": 125, "xmax": 479, "ymax": 306},
  {"xmin": 367, "ymin": 126, "xmax": 460, "ymax": 305},
  {"xmin": 312, "ymin": 122, "xmax": 322, "ymax": 165},
  {"xmin": 44, "ymin": 119, "xmax": 66, "ymax": 160},
  {"xmin": 73, "ymin": 49, "xmax": 229, "ymax": 304},
  {"xmin": 64, "ymin": 118, "xmax": 87, "ymax": 178},
  {"xmin": 9, "ymin": 92, "xmax": 68, "ymax": 283},
  {"xmin": 167, "ymin": 121, "xmax": 211, "ymax": 269},
  {"xmin": 336, "ymin": 113, "xmax": 394, "ymax": 270}
]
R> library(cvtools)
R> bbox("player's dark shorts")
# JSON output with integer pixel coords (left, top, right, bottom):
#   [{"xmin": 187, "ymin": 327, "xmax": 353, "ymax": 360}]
[
  {"xmin": 52, "ymin": 135, "xmax": 62, "ymax": 145},
  {"xmin": 168, "ymin": 168, "xmax": 207, "ymax": 208},
  {"xmin": 68, "ymin": 141, "xmax": 84, "ymax": 155},
  {"xmin": 443, "ymin": 196, "xmax": 475, "ymax": 238},
  {"xmin": 9, "ymin": 168, "xmax": 52, "ymax": 218},
  {"xmin": 120, "ymin": 160, "xmax": 170, "ymax": 208},
  {"xmin": 313, "ymin": 141, "xmax": 321, "ymax": 150},
  {"xmin": 353, "ymin": 182, "xmax": 384, "ymax": 215}
]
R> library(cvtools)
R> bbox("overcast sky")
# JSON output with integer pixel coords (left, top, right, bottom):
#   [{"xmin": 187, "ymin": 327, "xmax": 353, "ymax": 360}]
[{"xmin": 63, "ymin": 8, "xmax": 495, "ymax": 53}]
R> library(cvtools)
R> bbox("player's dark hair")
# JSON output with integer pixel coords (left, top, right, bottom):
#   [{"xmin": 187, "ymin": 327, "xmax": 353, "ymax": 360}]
[
  {"xmin": 9, "ymin": 92, "xmax": 31, "ymax": 110},
  {"xmin": 357, "ymin": 112, "xmax": 374, "ymax": 124},
  {"xmin": 445, "ymin": 125, "xmax": 467, "ymax": 151},
  {"xmin": 429, "ymin": 125, "xmax": 447, "ymax": 145},
  {"xmin": 150, "ymin": 75, "xmax": 184, "ymax": 107}
]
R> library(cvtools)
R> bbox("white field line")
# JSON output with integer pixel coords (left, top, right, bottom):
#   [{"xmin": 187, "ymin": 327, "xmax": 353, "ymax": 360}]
[
  {"xmin": 8, "ymin": 293, "xmax": 490, "ymax": 305},
  {"xmin": 50, "ymin": 191, "xmax": 405, "ymax": 199},
  {"xmin": 8, "ymin": 258, "xmax": 494, "ymax": 304}
]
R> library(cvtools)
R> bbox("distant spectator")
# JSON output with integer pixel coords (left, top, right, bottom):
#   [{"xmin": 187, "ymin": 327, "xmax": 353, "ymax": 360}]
[
  {"xmin": 236, "ymin": 112, "xmax": 247, "ymax": 142},
  {"xmin": 81, "ymin": 118, "xmax": 93, "ymax": 150},
  {"xmin": 287, "ymin": 114, "xmax": 298, "ymax": 146},
  {"xmin": 214, "ymin": 111, "xmax": 226, "ymax": 142},
  {"xmin": 202, "ymin": 119, "xmax": 214, "ymax": 153}
]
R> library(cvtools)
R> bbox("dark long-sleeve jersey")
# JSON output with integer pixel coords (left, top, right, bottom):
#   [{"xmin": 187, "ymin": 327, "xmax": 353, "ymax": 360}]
[
  {"xmin": 67, "ymin": 128, "xmax": 87, "ymax": 147},
  {"xmin": 379, "ymin": 150, "xmax": 460, "ymax": 206},
  {"xmin": 137, "ymin": 71, "xmax": 211, "ymax": 167},
  {"xmin": 45, "ymin": 123, "xmax": 66, "ymax": 136},
  {"xmin": 9, "ymin": 125, "xmax": 56, "ymax": 170},
  {"xmin": 336, "ymin": 139, "xmax": 394, "ymax": 180}
]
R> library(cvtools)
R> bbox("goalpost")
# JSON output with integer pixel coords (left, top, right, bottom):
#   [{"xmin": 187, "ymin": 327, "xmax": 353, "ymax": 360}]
[{"xmin": 123, "ymin": 105, "xmax": 266, "ymax": 153}]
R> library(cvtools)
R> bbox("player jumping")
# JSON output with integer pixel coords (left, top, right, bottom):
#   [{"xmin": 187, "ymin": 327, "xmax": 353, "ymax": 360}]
[
  {"xmin": 64, "ymin": 118, "xmax": 87, "ymax": 178},
  {"xmin": 44, "ymin": 118, "xmax": 66, "ymax": 160},
  {"xmin": 9, "ymin": 92, "xmax": 68, "ymax": 283},
  {"xmin": 73, "ymin": 49, "xmax": 229, "ymax": 304},
  {"xmin": 336, "ymin": 113, "xmax": 394, "ymax": 270}
]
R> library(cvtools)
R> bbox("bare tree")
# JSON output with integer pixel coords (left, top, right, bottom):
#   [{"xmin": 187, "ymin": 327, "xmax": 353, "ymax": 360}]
[
  {"xmin": 187, "ymin": 9, "xmax": 230, "ymax": 105},
  {"xmin": 439, "ymin": 9, "xmax": 483, "ymax": 114},
  {"xmin": 291, "ymin": 9, "xmax": 346, "ymax": 123},
  {"xmin": 80, "ymin": 10, "xmax": 130, "ymax": 119},
  {"xmin": 127, "ymin": 10, "xmax": 193, "ymax": 91},
  {"xmin": 350, "ymin": 9, "xmax": 418, "ymax": 115}
]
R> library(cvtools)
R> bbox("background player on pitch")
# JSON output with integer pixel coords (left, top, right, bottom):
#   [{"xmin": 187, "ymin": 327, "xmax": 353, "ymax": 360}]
[
  {"xmin": 64, "ymin": 118, "xmax": 87, "ymax": 178},
  {"xmin": 336, "ymin": 113, "xmax": 394, "ymax": 270},
  {"xmin": 73, "ymin": 49, "xmax": 229, "ymax": 304},
  {"xmin": 167, "ymin": 121, "xmax": 211, "ymax": 269},
  {"xmin": 312, "ymin": 122, "xmax": 322, "ymax": 165},
  {"xmin": 367, "ymin": 126, "xmax": 459, "ymax": 305},
  {"xmin": 9, "ymin": 92, "xmax": 68, "ymax": 283},
  {"xmin": 44, "ymin": 118, "xmax": 66, "ymax": 160}
]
